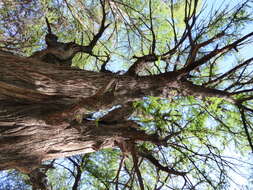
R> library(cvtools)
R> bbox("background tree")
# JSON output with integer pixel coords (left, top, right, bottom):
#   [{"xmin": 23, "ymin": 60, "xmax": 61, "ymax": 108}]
[{"xmin": 0, "ymin": 0, "xmax": 253, "ymax": 189}]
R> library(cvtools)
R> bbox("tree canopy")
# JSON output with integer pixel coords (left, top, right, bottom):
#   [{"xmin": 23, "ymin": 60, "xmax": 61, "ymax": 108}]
[{"xmin": 0, "ymin": 0, "xmax": 253, "ymax": 189}]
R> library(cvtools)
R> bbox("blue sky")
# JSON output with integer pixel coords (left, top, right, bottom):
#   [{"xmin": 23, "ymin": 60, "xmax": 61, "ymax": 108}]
[{"xmin": 205, "ymin": 0, "xmax": 253, "ymax": 58}]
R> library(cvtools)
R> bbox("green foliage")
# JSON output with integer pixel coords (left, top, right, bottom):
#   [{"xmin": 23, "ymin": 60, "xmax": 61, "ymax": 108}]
[{"xmin": 132, "ymin": 95, "xmax": 252, "ymax": 188}]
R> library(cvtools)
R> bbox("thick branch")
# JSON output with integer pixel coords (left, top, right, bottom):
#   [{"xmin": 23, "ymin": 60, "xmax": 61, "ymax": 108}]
[
  {"xmin": 179, "ymin": 31, "xmax": 253, "ymax": 74},
  {"xmin": 87, "ymin": 0, "xmax": 110, "ymax": 52},
  {"xmin": 179, "ymin": 79, "xmax": 235, "ymax": 103},
  {"xmin": 140, "ymin": 152, "xmax": 187, "ymax": 176},
  {"xmin": 204, "ymin": 57, "xmax": 253, "ymax": 86}
]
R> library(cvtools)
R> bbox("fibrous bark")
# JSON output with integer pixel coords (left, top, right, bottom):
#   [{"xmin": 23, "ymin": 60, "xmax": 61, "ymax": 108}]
[
  {"xmin": 0, "ymin": 49, "xmax": 237, "ymax": 172},
  {"xmin": 0, "ymin": 51, "xmax": 164, "ymax": 172}
]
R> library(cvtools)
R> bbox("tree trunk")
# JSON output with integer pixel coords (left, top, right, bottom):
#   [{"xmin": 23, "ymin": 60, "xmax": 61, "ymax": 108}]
[
  {"xmin": 0, "ymin": 52, "xmax": 167, "ymax": 172},
  {"xmin": 0, "ymin": 51, "xmax": 232, "ymax": 173}
]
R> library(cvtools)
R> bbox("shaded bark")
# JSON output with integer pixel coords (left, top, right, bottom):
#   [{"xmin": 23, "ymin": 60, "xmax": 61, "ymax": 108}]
[
  {"xmin": 0, "ymin": 51, "xmax": 235, "ymax": 173},
  {"xmin": 0, "ymin": 52, "xmax": 167, "ymax": 172}
]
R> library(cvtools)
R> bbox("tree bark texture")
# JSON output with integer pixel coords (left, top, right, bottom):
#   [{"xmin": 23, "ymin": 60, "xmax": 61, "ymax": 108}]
[{"xmin": 0, "ymin": 51, "xmax": 231, "ymax": 173}]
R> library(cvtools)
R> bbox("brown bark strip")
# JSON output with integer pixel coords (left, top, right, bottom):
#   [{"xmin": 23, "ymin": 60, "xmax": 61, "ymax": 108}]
[
  {"xmin": 0, "ymin": 81, "xmax": 51, "ymax": 102},
  {"xmin": 46, "ymin": 78, "xmax": 117, "ymax": 125},
  {"xmin": 179, "ymin": 80, "xmax": 235, "ymax": 103}
]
